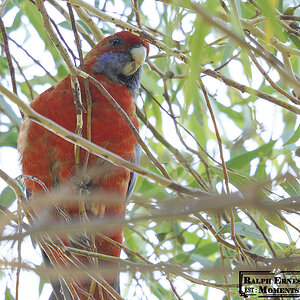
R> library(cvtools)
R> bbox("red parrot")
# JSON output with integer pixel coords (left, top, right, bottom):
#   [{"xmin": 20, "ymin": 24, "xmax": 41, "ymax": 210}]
[{"xmin": 18, "ymin": 31, "xmax": 149, "ymax": 299}]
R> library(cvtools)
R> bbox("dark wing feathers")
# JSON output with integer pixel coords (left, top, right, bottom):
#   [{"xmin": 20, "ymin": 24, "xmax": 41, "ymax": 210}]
[{"xmin": 126, "ymin": 144, "xmax": 141, "ymax": 199}]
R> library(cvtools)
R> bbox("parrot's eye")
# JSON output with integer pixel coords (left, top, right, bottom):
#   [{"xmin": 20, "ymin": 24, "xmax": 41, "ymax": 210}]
[{"xmin": 110, "ymin": 38, "xmax": 121, "ymax": 47}]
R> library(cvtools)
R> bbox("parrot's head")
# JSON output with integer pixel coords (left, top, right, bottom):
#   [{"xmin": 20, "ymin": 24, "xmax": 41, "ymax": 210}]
[{"xmin": 93, "ymin": 31, "xmax": 149, "ymax": 95}]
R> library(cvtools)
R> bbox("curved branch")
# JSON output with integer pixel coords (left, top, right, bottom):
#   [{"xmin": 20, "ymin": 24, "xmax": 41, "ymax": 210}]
[
  {"xmin": 202, "ymin": 69, "xmax": 300, "ymax": 114},
  {"xmin": 0, "ymin": 83, "xmax": 209, "ymax": 197}
]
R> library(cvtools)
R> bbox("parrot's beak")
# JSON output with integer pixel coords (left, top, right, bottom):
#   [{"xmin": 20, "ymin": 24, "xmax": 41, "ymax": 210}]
[{"xmin": 122, "ymin": 44, "xmax": 148, "ymax": 76}]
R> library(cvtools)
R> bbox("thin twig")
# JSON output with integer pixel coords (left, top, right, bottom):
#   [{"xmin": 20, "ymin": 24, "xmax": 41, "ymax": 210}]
[
  {"xmin": 0, "ymin": 18, "xmax": 18, "ymax": 95},
  {"xmin": 166, "ymin": 275, "xmax": 183, "ymax": 300},
  {"xmin": 47, "ymin": 0, "xmax": 95, "ymax": 47},
  {"xmin": 202, "ymin": 68, "xmax": 300, "ymax": 114},
  {"xmin": 11, "ymin": 57, "xmax": 34, "ymax": 101},
  {"xmin": 132, "ymin": 0, "xmax": 142, "ymax": 28},
  {"xmin": 0, "ymin": 83, "xmax": 209, "ymax": 197},
  {"xmin": 8, "ymin": 37, "xmax": 57, "ymax": 83},
  {"xmin": 242, "ymin": 209, "xmax": 278, "ymax": 258},
  {"xmin": 67, "ymin": 3, "xmax": 94, "ymax": 172},
  {"xmin": 250, "ymin": 54, "xmax": 300, "ymax": 105},
  {"xmin": 86, "ymin": 75, "xmax": 174, "ymax": 180},
  {"xmin": 73, "ymin": 5, "xmax": 104, "ymax": 42},
  {"xmin": 159, "ymin": 0, "xmax": 300, "ymax": 92},
  {"xmin": 67, "ymin": 0, "xmax": 189, "ymax": 63},
  {"xmin": 198, "ymin": 77, "xmax": 249, "ymax": 263},
  {"xmin": 16, "ymin": 197, "xmax": 22, "ymax": 300},
  {"xmin": 137, "ymin": 108, "xmax": 211, "ymax": 192},
  {"xmin": 195, "ymin": 213, "xmax": 258, "ymax": 263},
  {"xmin": 67, "ymin": 2, "xmax": 88, "ymax": 171},
  {"xmin": 198, "ymin": 77, "xmax": 230, "ymax": 193}
]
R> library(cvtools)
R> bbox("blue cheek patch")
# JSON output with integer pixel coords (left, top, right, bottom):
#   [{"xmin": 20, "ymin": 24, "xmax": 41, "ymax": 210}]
[
  {"xmin": 94, "ymin": 52, "xmax": 127, "ymax": 83},
  {"xmin": 93, "ymin": 51, "xmax": 142, "ymax": 95}
]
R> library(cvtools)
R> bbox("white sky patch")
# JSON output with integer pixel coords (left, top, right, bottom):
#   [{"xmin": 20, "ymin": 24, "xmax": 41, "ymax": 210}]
[
  {"xmin": 243, "ymin": 139, "xmax": 259, "ymax": 152},
  {"xmin": 196, "ymin": 229, "xmax": 205, "ymax": 238},
  {"xmin": 182, "ymin": 244, "xmax": 195, "ymax": 252},
  {"xmin": 181, "ymin": 13, "xmax": 196, "ymax": 33},
  {"xmin": 268, "ymin": 225, "xmax": 290, "ymax": 244},
  {"xmin": 231, "ymin": 104, "xmax": 242, "ymax": 112},
  {"xmin": 228, "ymin": 60, "xmax": 250, "ymax": 86},
  {"xmin": 2, "ymin": 7, "xmax": 19, "ymax": 27},
  {"xmin": 175, "ymin": 89, "xmax": 185, "ymax": 107},
  {"xmin": 0, "ymin": 147, "xmax": 20, "ymax": 191},
  {"xmin": 172, "ymin": 29, "xmax": 186, "ymax": 43},
  {"xmin": 141, "ymin": 1, "xmax": 160, "ymax": 28},
  {"xmin": 202, "ymin": 76, "xmax": 232, "ymax": 107},
  {"xmin": 218, "ymin": 112, "xmax": 243, "ymax": 141},
  {"xmin": 204, "ymin": 32, "xmax": 218, "ymax": 44},
  {"xmin": 256, "ymin": 102, "xmax": 284, "ymax": 142},
  {"xmin": 276, "ymin": 153, "xmax": 286, "ymax": 165},
  {"xmin": 280, "ymin": 162, "xmax": 289, "ymax": 175},
  {"xmin": 266, "ymin": 158, "xmax": 278, "ymax": 179},
  {"xmin": 187, "ymin": 224, "xmax": 198, "ymax": 233},
  {"xmin": 249, "ymin": 157, "xmax": 260, "ymax": 177},
  {"xmin": 158, "ymin": 254, "xmax": 169, "ymax": 262},
  {"xmin": 161, "ymin": 240, "xmax": 173, "ymax": 250}
]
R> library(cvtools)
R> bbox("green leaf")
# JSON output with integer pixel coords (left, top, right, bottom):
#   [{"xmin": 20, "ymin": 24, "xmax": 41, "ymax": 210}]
[
  {"xmin": 185, "ymin": 18, "xmax": 209, "ymax": 109},
  {"xmin": 194, "ymin": 243, "xmax": 219, "ymax": 257},
  {"xmin": 283, "ymin": 125, "xmax": 300, "ymax": 146},
  {"xmin": 251, "ymin": 242, "xmax": 265, "ymax": 256},
  {"xmin": 0, "ymin": 95, "xmax": 22, "ymax": 128},
  {"xmin": 214, "ymin": 101, "xmax": 245, "ymax": 128},
  {"xmin": 226, "ymin": 140, "xmax": 276, "ymax": 172},
  {"xmin": 190, "ymin": 254, "xmax": 215, "ymax": 268},
  {"xmin": 7, "ymin": 10, "xmax": 22, "ymax": 32},
  {"xmin": 259, "ymin": 0, "xmax": 285, "ymax": 41},
  {"xmin": 240, "ymin": 51, "xmax": 252, "ymax": 83},
  {"xmin": 190, "ymin": 291, "xmax": 206, "ymax": 300},
  {"xmin": 210, "ymin": 166, "xmax": 253, "ymax": 189},
  {"xmin": 280, "ymin": 175, "xmax": 300, "ymax": 196},
  {"xmin": 5, "ymin": 287, "xmax": 14, "ymax": 300},
  {"xmin": 156, "ymin": 232, "xmax": 167, "ymax": 242},
  {"xmin": 58, "ymin": 21, "xmax": 72, "ymax": 30},
  {"xmin": 261, "ymin": 211, "xmax": 286, "ymax": 232},
  {"xmin": 283, "ymin": 4, "xmax": 300, "ymax": 15},
  {"xmin": 0, "ymin": 57, "xmax": 10, "ymax": 77},
  {"xmin": 217, "ymin": 222, "xmax": 264, "ymax": 240},
  {"xmin": 288, "ymin": 33, "xmax": 300, "ymax": 49},
  {"xmin": 39, "ymin": 277, "xmax": 47, "ymax": 295},
  {"xmin": 221, "ymin": 44, "xmax": 234, "ymax": 66},
  {"xmin": 0, "ymin": 127, "xmax": 18, "ymax": 148},
  {"xmin": 22, "ymin": 2, "xmax": 53, "ymax": 50},
  {"xmin": 229, "ymin": 0, "xmax": 243, "ymax": 36},
  {"xmin": 21, "ymin": 1, "xmax": 67, "ymax": 77},
  {"xmin": 0, "ymin": 186, "xmax": 16, "ymax": 207}
]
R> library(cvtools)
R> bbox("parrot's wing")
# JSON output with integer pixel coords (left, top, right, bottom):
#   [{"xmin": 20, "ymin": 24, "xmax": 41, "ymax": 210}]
[
  {"xmin": 126, "ymin": 144, "xmax": 141, "ymax": 199},
  {"xmin": 47, "ymin": 144, "xmax": 140, "ymax": 300},
  {"xmin": 107, "ymin": 145, "xmax": 141, "ymax": 297},
  {"xmin": 43, "ymin": 252, "xmax": 72, "ymax": 300}
]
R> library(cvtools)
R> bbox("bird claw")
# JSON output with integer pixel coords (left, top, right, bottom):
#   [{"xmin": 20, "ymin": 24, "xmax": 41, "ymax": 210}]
[
  {"xmin": 70, "ymin": 175, "xmax": 94, "ymax": 194},
  {"xmin": 69, "ymin": 234, "xmax": 92, "ymax": 249}
]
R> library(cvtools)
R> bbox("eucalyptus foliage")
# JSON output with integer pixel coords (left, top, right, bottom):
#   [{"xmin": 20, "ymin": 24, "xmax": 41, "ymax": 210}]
[{"xmin": 0, "ymin": 0, "xmax": 299, "ymax": 299}]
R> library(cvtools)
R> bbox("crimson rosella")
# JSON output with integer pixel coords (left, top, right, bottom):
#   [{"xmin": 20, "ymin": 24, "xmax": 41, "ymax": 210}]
[{"xmin": 18, "ymin": 31, "xmax": 149, "ymax": 299}]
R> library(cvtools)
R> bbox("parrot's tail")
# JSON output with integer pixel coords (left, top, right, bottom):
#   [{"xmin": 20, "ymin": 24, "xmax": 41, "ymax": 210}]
[{"xmin": 44, "ymin": 251, "xmax": 120, "ymax": 300}]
